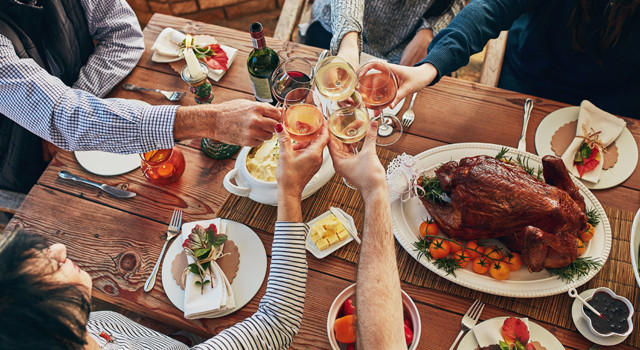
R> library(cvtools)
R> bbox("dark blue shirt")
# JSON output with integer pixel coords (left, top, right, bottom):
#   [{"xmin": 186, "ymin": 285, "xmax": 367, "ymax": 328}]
[{"xmin": 421, "ymin": 0, "xmax": 640, "ymax": 118}]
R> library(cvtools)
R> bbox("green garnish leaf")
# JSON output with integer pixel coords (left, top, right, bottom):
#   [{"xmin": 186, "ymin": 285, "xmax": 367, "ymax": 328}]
[{"xmin": 547, "ymin": 257, "xmax": 602, "ymax": 282}]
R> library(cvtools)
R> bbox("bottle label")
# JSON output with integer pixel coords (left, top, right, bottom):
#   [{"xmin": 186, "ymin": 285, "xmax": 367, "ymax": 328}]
[{"xmin": 249, "ymin": 75, "xmax": 273, "ymax": 103}]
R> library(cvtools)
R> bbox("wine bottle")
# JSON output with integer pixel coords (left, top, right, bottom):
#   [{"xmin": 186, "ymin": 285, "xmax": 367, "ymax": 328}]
[{"xmin": 247, "ymin": 22, "xmax": 279, "ymax": 104}]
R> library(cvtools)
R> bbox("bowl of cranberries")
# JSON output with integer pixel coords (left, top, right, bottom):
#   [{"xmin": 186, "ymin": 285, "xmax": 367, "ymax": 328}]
[{"xmin": 327, "ymin": 284, "xmax": 421, "ymax": 349}]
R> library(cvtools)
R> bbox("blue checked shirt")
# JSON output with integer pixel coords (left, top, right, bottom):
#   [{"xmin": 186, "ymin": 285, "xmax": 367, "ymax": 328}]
[{"xmin": 0, "ymin": 0, "xmax": 178, "ymax": 154}]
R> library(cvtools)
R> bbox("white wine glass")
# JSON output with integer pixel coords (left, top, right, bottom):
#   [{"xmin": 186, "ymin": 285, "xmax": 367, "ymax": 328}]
[{"xmin": 327, "ymin": 91, "xmax": 369, "ymax": 188}]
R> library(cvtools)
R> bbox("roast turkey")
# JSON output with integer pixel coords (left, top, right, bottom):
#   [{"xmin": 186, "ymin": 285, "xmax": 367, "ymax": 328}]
[{"xmin": 421, "ymin": 155, "xmax": 588, "ymax": 272}]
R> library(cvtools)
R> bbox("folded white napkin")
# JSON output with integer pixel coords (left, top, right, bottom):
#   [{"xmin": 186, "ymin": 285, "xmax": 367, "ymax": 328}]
[
  {"xmin": 473, "ymin": 317, "xmax": 529, "ymax": 347},
  {"xmin": 561, "ymin": 100, "xmax": 626, "ymax": 183},
  {"xmin": 150, "ymin": 28, "xmax": 237, "ymax": 82},
  {"xmin": 181, "ymin": 218, "xmax": 235, "ymax": 319}
]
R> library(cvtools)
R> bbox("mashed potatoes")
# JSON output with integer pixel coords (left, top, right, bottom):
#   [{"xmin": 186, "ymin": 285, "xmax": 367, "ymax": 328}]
[{"xmin": 245, "ymin": 140, "xmax": 279, "ymax": 182}]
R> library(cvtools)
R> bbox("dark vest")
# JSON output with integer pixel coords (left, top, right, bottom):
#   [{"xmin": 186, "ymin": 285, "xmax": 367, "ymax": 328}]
[{"xmin": 0, "ymin": 0, "xmax": 94, "ymax": 192}]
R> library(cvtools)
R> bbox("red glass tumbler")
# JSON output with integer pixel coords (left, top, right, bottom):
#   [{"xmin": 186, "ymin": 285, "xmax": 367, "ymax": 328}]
[{"xmin": 140, "ymin": 147, "xmax": 186, "ymax": 185}]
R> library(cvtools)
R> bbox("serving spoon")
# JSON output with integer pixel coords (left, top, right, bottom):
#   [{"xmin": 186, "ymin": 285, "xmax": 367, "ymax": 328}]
[{"xmin": 568, "ymin": 288, "xmax": 603, "ymax": 317}]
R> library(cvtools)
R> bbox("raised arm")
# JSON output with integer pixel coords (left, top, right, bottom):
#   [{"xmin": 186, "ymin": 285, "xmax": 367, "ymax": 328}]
[
  {"xmin": 193, "ymin": 123, "xmax": 329, "ymax": 349},
  {"xmin": 328, "ymin": 122, "xmax": 405, "ymax": 349},
  {"xmin": 330, "ymin": 0, "xmax": 363, "ymax": 70}
]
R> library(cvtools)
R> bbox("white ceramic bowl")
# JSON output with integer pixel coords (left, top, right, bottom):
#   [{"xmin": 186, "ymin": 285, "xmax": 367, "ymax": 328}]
[
  {"xmin": 223, "ymin": 145, "xmax": 334, "ymax": 206},
  {"xmin": 327, "ymin": 284, "xmax": 421, "ymax": 350},
  {"xmin": 580, "ymin": 287, "xmax": 634, "ymax": 338},
  {"xmin": 630, "ymin": 209, "xmax": 640, "ymax": 288}
]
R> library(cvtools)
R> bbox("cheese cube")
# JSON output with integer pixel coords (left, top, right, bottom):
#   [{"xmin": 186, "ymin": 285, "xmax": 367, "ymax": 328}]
[
  {"xmin": 309, "ymin": 227, "xmax": 322, "ymax": 243},
  {"xmin": 315, "ymin": 238, "xmax": 330, "ymax": 251},
  {"xmin": 337, "ymin": 227, "xmax": 349, "ymax": 241},
  {"xmin": 327, "ymin": 233, "xmax": 340, "ymax": 245}
]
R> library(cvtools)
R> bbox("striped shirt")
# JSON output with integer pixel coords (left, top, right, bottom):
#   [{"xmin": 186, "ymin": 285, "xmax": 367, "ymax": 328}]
[
  {"xmin": 313, "ymin": 0, "xmax": 465, "ymax": 64},
  {"xmin": 87, "ymin": 222, "xmax": 308, "ymax": 350},
  {"xmin": 0, "ymin": 0, "xmax": 177, "ymax": 154}
]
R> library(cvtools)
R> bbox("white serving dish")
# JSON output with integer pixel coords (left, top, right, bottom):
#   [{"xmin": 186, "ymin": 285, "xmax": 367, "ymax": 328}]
[
  {"xmin": 223, "ymin": 145, "xmax": 334, "ymax": 206},
  {"xmin": 390, "ymin": 143, "xmax": 611, "ymax": 298},
  {"xmin": 631, "ymin": 209, "xmax": 640, "ymax": 288},
  {"xmin": 305, "ymin": 208, "xmax": 355, "ymax": 259},
  {"xmin": 327, "ymin": 284, "xmax": 421, "ymax": 350}
]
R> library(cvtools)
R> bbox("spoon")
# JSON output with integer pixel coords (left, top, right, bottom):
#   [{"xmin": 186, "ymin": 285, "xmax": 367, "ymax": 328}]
[
  {"xmin": 568, "ymin": 288, "xmax": 603, "ymax": 318},
  {"xmin": 517, "ymin": 98, "xmax": 533, "ymax": 151}
]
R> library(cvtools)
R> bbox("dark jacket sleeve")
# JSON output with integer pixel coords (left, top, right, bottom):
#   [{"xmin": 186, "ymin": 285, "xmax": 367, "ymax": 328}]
[{"xmin": 417, "ymin": 0, "xmax": 543, "ymax": 84}]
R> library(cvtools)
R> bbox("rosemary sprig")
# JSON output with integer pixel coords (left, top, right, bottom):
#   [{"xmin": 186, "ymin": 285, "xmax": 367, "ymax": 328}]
[
  {"xmin": 546, "ymin": 257, "xmax": 602, "ymax": 282},
  {"xmin": 418, "ymin": 176, "xmax": 447, "ymax": 204},
  {"xmin": 495, "ymin": 147, "xmax": 543, "ymax": 180},
  {"xmin": 585, "ymin": 208, "xmax": 601, "ymax": 227},
  {"xmin": 433, "ymin": 258, "xmax": 461, "ymax": 277}
]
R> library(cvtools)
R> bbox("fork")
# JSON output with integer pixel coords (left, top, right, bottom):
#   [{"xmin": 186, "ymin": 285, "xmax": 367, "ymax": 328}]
[
  {"xmin": 122, "ymin": 83, "xmax": 187, "ymax": 101},
  {"xmin": 144, "ymin": 209, "xmax": 183, "ymax": 292},
  {"xmin": 449, "ymin": 299, "xmax": 485, "ymax": 350},
  {"xmin": 401, "ymin": 92, "xmax": 417, "ymax": 128}
]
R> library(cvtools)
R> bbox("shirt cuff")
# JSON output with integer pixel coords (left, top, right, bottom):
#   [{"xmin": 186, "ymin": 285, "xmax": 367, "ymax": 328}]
[{"xmin": 140, "ymin": 105, "xmax": 178, "ymax": 151}]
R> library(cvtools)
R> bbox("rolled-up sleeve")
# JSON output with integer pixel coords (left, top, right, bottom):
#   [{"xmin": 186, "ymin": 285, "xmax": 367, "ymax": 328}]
[{"xmin": 329, "ymin": 0, "xmax": 364, "ymax": 55}]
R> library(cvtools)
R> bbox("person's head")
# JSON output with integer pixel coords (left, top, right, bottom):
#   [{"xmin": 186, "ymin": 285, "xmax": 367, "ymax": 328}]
[
  {"xmin": 569, "ymin": 0, "xmax": 640, "ymax": 56},
  {"xmin": 0, "ymin": 229, "xmax": 92, "ymax": 349}
]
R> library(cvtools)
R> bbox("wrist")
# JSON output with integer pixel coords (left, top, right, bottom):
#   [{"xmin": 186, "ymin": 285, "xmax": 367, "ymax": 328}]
[{"xmin": 359, "ymin": 179, "xmax": 388, "ymax": 199}]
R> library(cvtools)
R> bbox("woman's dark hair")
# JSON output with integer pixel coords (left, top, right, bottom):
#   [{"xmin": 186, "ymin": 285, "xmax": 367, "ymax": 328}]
[
  {"xmin": 424, "ymin": 0, "xmax": 455, "ymax": 18},
  {"xmin": 568, "ymin": 0, "xmax": 640, "ymax": 56},
  {"xmin": 0, "ymin": 229, "xmax": 90, "ymax": 350}
]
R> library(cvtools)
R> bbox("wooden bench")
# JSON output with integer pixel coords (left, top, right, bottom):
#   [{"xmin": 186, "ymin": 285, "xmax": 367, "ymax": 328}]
[
  {"xmin": 0, "ymin": 189, "xmax": 25, "ymax": 214},
  {"xmin": 274, "ymin": 0, "xmax": 508, "ymax": 87}
]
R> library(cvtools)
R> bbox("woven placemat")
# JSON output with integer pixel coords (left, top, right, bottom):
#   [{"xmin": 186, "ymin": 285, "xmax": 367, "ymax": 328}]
[{"xmin": 217, "ymin": 149, "xmax": 639, "ymax": 347}]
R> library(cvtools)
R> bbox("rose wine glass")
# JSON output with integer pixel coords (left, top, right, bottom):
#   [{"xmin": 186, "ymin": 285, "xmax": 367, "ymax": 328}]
[
  {"xmin": 356, "ymin": 61, "xmax": 403, "ymax": 146},
  {"xmin": 327, "ymin": 92, "xmax": 369, "ymax": 188},
  {"xmin": 270, "ymin": 57, "xmax": 314, "ymax": 107},
  {"xmin": 283, "ymin": 87, "xmax": 324, "ymax": 143}
]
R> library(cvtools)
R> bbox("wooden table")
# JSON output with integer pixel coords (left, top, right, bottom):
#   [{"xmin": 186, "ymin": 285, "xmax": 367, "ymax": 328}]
[{"xmin": 7, "ymin": 13, "xmax": 640, "ymax": 350}]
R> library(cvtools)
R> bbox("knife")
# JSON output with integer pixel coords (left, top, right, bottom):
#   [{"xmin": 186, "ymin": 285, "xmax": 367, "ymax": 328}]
[
  {"xmin": 58, "ymin": 171, "xmax": 136, "ymax": 198},
  {"xmin": 329, "ymin": 206, "xmax": 361, "ymax": 244}
]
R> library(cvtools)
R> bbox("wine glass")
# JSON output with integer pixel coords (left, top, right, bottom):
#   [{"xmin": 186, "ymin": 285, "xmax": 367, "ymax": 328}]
[
  {"xmin": 356, "ymin": 61, "xmax": 403, "ymax": 146},
  {"xmin": 327, "ymin": 91, "xmax": 370, "ymax": 188},
  {"xmin": 314, "ymin": 56, "xmax": 357, "ymax": 102},
  {"xmin": 270, "ymin": 57, "xmax": 314, "ymax": 107},
  {"xmin": 283, "ymin": 87, "xmax": 324, "ymax": 143}
]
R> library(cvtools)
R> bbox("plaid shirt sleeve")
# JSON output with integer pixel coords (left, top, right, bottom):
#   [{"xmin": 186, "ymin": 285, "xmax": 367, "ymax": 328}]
[{"xmin": 0, "ymin": 0, "xmax": 177, "ymax": 153}]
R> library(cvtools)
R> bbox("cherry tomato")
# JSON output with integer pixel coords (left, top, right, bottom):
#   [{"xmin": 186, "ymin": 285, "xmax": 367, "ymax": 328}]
[
  {"xmin": 472, "ymin": 257, "xmax": 490, "ymax": 274},
  {"xmin": 334, "ymin": 315, "xmax": 357, "ymax": 344},
  {"xmin": 453, "ymin": 249, "xmax": 471, "ymax": 268},
  {"xmin": 580, "ymin": 223, "xmax": 594, "ymax": 242},
  {"xmin": 577, "ymin": 238, "xmax": 587, "ymax": 256},
  {"xmin": 449, "ymin": 239, "xmax": 464, "ymax": 254},
  {"xmin": 342, "ymin": 297, "xmax": 356, "ymax": 316},
  {"xmin": 429, "ymin": 238, "xmax": 451, "ymax": 259},
  {"xmin": 502, "ymin": 252, "xmax": 523, "ymax": 271},
  {"xmin": 404, "ymin": 317, "xmax": 412, "ymax": 329},
  {"xmin": 465, "ymin": 241, "xmax": 483, "ymax": 260},
  {"xmin": 404, "ymin": 323, "xmax": 413, "ymax": 346},
  {"xmin": 419, "ymin": 220, "xmax": 439, "ymax": 239},
  {"xmin": 485, "ymin": 246, "xmax": 503, "ymax": 261},
  {"xmin": 489, "ymin": 261, "xmax": 510, "ymax": 280}
]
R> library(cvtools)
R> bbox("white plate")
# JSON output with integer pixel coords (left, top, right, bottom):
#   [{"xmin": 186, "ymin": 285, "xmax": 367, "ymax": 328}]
[
  {"xmin": 305, "ymin": 208, "xmax": 355, "ymax": 259},
  {"xmin": 457, "ymin": 316, "xmax": 564, "ymax": 349},
  {"xmin": 74, "ymin": 151, "xmax": 140, "ymax": 176},
  {"xmin": 390, "ymin": 143, "xmax": 612, "ymax": 298},
  {"xmin": 161, "ymin": 219, "xmax": 267, "ymax": 317},
  {"xmin": 630, "ymin": 209, "xmax": 640, "ymax": 288},
  {"xmin": 571, "ymin": 289, "xmax": 630, "ymax": 346},
  {"xmin": 534, "ymin": 106, "xmax": 638, "ymax": 190}
]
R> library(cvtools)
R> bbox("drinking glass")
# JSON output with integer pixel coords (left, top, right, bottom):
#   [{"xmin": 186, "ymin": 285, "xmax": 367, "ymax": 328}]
[
  {"xmin": 140, "ymin": 147, "xmax": 186, "ymax": 185},
  {"xmin": 314, "ymin": 56, "xmax": 357, "ymax": 102},
  {"xmin": 327, "ymin": 91, "xmax": 369, "ymax": 188},
  {"xmin": 356, "ymin": 61, "xmax": 403, "ymax": 146},
  {"xmin": 270, "ymin": 57, "xmax": 314, "ymax": 107},
  {"xmin": 283, "ymin": 87, "xmax": 324, "ymax": 143}
]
